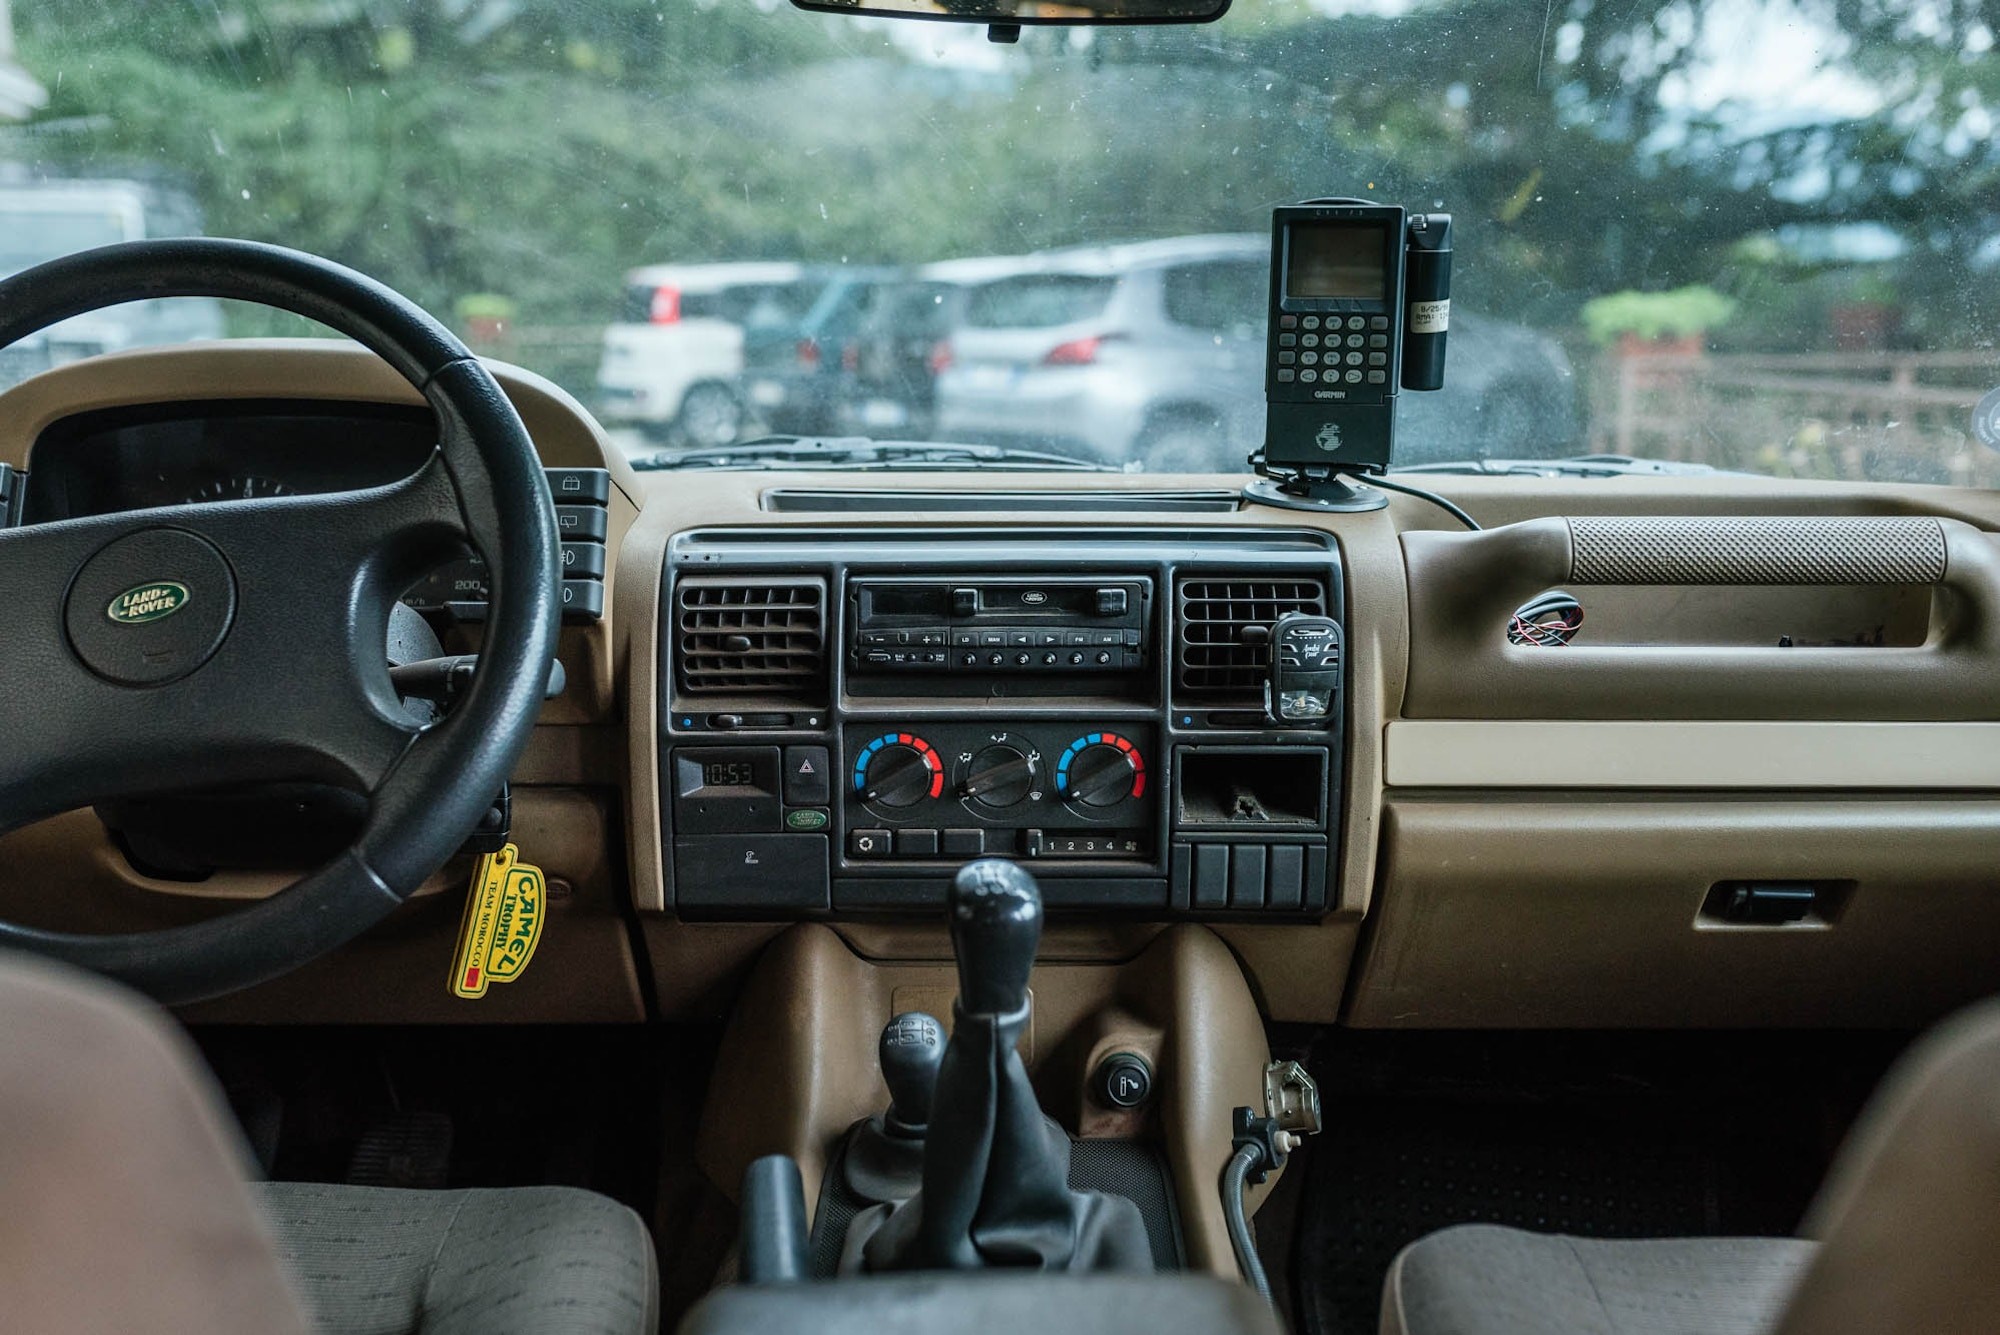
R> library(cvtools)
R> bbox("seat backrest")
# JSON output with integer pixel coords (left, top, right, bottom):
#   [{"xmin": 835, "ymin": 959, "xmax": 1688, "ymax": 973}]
[
  {"xmin": 0, "ymin": 950, "xmax": 311, "ymax": 1333},
  {"xmin": 1775, "ymin": 995, "xmax": 2000, "ymax": 1335}
]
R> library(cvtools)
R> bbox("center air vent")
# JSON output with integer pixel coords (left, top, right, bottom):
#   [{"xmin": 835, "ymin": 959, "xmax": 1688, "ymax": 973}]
[
  {"xmin": 675, "ymin": 577, "xmax": 827, "ymax": 699},
  {"xmin": 1175, "ymin": 574, "xmax": 1329, "ymax": 698}
]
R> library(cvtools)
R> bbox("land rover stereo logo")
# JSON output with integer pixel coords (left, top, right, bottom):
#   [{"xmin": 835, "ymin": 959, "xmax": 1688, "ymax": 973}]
[{"xmin": 107, "ymin": 581, "xmax": 190, "ymax": 625}]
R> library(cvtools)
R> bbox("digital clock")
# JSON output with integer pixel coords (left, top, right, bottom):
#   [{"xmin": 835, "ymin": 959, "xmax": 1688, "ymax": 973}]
[{"xmin": 703, "ymin": 761, "xmax": 758, "ymax": 788}]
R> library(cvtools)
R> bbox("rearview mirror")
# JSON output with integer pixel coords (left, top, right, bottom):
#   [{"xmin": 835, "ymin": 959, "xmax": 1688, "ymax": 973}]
[{"xmin": 789, "ymin": 0, "xmax": 1229, "ymax": 28}]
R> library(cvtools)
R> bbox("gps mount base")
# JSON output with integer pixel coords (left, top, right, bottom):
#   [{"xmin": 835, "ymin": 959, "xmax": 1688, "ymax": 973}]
[{"xmin": 1241, "ymin": 457, "xmax": 1388, "ymax": 514}]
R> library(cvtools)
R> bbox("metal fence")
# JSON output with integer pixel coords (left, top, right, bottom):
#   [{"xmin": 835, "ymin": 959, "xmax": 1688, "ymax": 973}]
[{"xmin": 1588, "ymin": 350, "xmax": 1998, "ymax": 486}]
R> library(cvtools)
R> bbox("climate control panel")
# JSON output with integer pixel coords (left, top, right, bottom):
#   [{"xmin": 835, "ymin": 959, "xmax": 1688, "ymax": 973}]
[{"xmin": 843, "ymin": 721, "xmax": 1155, "ymax": 865}]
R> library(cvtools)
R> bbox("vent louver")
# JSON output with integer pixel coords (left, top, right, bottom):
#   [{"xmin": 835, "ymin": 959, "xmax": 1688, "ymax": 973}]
[
  {"xmin": 1175, "ymin": 574, "xmax": 1329, "ymax": 698},
  {"xmin": 675, "ymin": 577, "xmax": 827, "ymax": 698}
]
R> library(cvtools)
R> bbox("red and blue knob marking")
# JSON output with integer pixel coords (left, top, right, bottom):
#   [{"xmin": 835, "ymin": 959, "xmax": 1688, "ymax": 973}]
[{"xmin": 853, "ymin": 732, "xmax": 945, "ymax": 799}]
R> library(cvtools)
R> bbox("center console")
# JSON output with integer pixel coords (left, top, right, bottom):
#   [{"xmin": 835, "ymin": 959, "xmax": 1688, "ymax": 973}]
[{"xmin": 660, "ymin": 528, "xmax": 1345, "ymax": 918}]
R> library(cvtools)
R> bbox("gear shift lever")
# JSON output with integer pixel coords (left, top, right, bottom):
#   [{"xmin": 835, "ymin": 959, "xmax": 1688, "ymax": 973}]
[
  {"xmin": 949, "ymin": 858, "xmax": 1041, "ymax": 1014},
  {"xmin": 840, "ymin": 859, "xmax": 1152, "ymax": 1274}
]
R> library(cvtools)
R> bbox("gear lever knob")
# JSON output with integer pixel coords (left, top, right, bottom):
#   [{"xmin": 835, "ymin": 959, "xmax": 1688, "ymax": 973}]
[
  {"xmin": 949, "ymin": 858, "xmax": 1042, "ymax": 1016},
  {"xmin": 879, "ymin": 1012, "xmax": 944, "ymax": 1134}
]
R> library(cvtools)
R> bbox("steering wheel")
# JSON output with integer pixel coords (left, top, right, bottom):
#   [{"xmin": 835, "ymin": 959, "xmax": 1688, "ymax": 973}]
[{"xmin": 0, "ymin": 240, "xmax": 560, "ymax": 1004}]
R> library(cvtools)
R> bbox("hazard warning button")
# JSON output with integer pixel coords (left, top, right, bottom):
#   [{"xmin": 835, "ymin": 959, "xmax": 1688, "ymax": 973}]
[{"xmin": 784, "ymin": 746, "xmax": 831, "ymax": 806}]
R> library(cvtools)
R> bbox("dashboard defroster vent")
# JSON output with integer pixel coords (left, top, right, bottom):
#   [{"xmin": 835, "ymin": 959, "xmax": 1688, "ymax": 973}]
[
  {"xmin": 675, "ymin": 577, "xmax": 828, "ymax": 699},
  {"xmin": 1175, "ymin": 575, "xmax": 1328, "ymax": 698}
]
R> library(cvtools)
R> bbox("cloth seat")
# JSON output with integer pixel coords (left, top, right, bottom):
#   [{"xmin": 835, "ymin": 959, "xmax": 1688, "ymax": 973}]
[
  {"xmin": 1381, "ymin": 997, "xmax": 2000, "ymax": 1335},
  {"xmin": 1380, "ymin": 1226, "xmax": 1814, "ymax": 1335},
  {"xmin": 0, "ymin": 948, "xmax": 658, "ymax": 1335},
  {"xmin": 259, "ymin": 1182, "xmax": 659, "ymax": 1335}
]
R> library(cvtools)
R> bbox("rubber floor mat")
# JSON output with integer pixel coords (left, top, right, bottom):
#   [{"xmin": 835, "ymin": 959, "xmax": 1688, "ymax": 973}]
[{"xmin": 1287, "ymin": 1031, "xmax": 1889, "ymax": 1335}]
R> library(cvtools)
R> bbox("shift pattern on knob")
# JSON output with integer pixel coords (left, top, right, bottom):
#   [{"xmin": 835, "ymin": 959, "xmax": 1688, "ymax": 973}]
[
  {"xmin": 948, "ymin": 859, "xmax": 1042, "ymax": 1016},
  {"xmin": 880, "ymin": 1011, "xmax": 944, "ymax": 1133}
]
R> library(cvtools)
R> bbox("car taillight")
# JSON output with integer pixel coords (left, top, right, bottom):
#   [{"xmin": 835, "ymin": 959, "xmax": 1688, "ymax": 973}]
[
  {"xmin": 648, "ymin": 286, "xmax": 681, "ymax": 324},
  {"xmin": 797, "ymin": 338, "xmax": 821, "ymax": 369},
  {"xmin": 927, "ymin": 341, "xmax": 954, "ymax": 375},
  {"xmin": 1043, "ymin": 335, "xmax": 1111, "ymax": 366}
]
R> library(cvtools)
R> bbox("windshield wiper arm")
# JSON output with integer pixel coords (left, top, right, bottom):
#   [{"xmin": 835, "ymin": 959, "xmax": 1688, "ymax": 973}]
[
  {"xmin": 1396, "ymin": 453, "xmax": 1726, "ymax": 478},
  {"xmin": 635, "ymin": 435, "xmax": 1128, "ymax": 472}
]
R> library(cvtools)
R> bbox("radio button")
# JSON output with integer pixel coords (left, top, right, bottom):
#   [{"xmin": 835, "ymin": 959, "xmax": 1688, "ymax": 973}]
[
  {"xmin": 1036, "ymin": 631, "xmax": 1063, "ymax": 646},
  {"xmin": 961, "ymin": 652, "xmax": 980, "ymax": 667},
  {"xmin": 1345, "ymin": 369, "xmax": 1364, "ymax": 384},
  {"xmin": 1370, "ymin": 315, "xmax": 1390, "ymax": 330},
  {"xmin": 1346, "ymin": 315, "xmax": 1367, "ymax": 331},
  {"xmin": 1279, "ymin": 313, "xmax": 1298, "ymax": 329},
  {"xmin": 1014, "ymin": 652, "xmax": 1032, "ymax": 666},
  {"xmin": 1069, "ymin": 651, "xmax": 1086, "ymax": 665},
  {"xmin": 1278, "ymin": 332, "xmax": 1296, "ymax": 347},
  {"xmin": 1063, "ymin": 631, "xmax": 1091, "ymax": 646},
  {"xmin": 987, "ymin": 652, "xmax": 1006, "ymax": 666},
  {"xmin": 865, "ymin": 651, "xmax": 893, "ymax": 665},
  {"xmin": 1006, "ymin": 630, "xmax": 1033, "ymax": 647},
  {"xmin": 1346, "ymin": 351, "xmax": 1364, "ymax": 367},
  {"xmin": 1367, "ymin": 371, "xmax": 1387, "ymax": 384},
  {"xmin": 1042, "ymin": 652, "xmax": 1060, "ymax": 665},
  {"xmin": 1096, "ymin": 651, "xmax": 1113, "ymax": 665},
  {"xmin": 1301, "ymin": 333, "xmax": 1320, "ymax": 348},
  {"xmin": 951, "ymin": 630, "xmax": 977, "ymax": 647},
  {"xmin": 1300, "ymin": 370, "xmax": 1318, "ymax": 383},
  {"xmin": 1302, "ymin": 316, "xmax": 1321, "ymax": 330},
  {"xmin": 1277, "ymin": 370, "xmax": 1295, "ymax": 383},
  {"xmin": 950, "ymin": 587, "xmax": 978, "ymax": 617},
  {"xmin": 1368, "ymin": 352, "xmax": 1388, "ymax": 366},
  {"xmin": 1278, "ymin": 350, "xmax": 1296, "ymax": 366},
  {"xmin": 1346, "ymin": 333, "xmax": 1365, "ymax": 348},
  {"xmin": 916, "ymin": 629, "xmax": 947, "ymax": 646}
]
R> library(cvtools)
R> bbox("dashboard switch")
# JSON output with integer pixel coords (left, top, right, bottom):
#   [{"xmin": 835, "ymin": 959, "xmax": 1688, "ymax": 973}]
[
  {"xmin": 554, "ymin": 505, "xmax": 609, "ymax": 542},
  {"xmin": 560, "ymin": 542, "xmax": 607, "ymax": 579},
  {"xmin": 544, "ymin": 468, "xmax": 612, "ymax": 505},
  {"xmin": 895, "ymin": 829, "xmax": 940, "ymax": 857},
  {"xmin": 559, "ymin": 579, "xmax": 605, "ymax": 621},
  {"xmin": 849, "ymin": 829, "xmax": 891, "ymax": 858},
  {"xmin": 784, "ymin": 747, "xmax": 831, "ymax": 806},
  {"xmin": 942, "ymin": 829, "xmax": 986, "ymax": 857},
  {"xmin": 1095, "ymin": 587, "xmax": 1128, "ymax": 616}
]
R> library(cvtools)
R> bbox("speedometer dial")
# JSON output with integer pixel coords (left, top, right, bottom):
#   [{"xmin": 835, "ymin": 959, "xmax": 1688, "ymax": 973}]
[{"xmin": 183, "ymin": 475, "xmax": 294, "ymax": 504}]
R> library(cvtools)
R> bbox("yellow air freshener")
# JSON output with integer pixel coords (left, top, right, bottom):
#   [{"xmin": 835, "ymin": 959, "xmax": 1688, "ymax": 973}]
[{"xmin": 450, "ymin": 843, "xmax": 546, "ymax": 999}]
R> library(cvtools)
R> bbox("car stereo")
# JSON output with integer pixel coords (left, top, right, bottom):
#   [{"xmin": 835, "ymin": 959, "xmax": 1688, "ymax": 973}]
[{"xmin": 848, "ymin": 576, "xmax": 1150, "ymax": 676}]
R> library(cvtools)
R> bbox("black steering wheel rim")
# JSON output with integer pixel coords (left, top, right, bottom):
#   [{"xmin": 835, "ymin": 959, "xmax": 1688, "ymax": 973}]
[{"xmin": 0, "ymin": 239, "xmax": 561, "ymax": 1004}]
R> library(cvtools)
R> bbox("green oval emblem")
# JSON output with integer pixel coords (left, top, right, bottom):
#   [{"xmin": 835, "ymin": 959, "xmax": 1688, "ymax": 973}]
[{"xmin": 107, "ymin": 581, "xmax": 191, "ymax": 625}]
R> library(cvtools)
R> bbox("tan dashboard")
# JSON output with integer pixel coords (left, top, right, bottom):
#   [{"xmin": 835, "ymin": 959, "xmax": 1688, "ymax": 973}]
[{"xmin": 3, "ymin": 340, "xmax": 2000, "ymax": 1038}]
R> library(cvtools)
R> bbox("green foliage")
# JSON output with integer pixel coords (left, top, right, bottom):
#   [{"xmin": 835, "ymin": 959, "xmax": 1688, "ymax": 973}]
[
  {"xmin": 1582, "ymin": 286, "xmax": 1738, "ymax": 343},
  {"xmin": 5, "ymin": 0, "xmax": 1996, "ymax": 360}
]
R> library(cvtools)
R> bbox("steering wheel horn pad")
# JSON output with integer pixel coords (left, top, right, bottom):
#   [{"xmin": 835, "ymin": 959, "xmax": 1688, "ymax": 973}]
[
  {"xmin": 64, "ymin": 528, "xmax": 238, "ymax": 687},
  {"xmin": 0, "ymin": 239, "xmax": 562, "ymax": 1004}
]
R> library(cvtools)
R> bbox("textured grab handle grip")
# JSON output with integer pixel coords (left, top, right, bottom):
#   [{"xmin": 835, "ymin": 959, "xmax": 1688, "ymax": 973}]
[{"xmin": 1566, "ymin": 516, "xmax": 1949, "ymax": 586}]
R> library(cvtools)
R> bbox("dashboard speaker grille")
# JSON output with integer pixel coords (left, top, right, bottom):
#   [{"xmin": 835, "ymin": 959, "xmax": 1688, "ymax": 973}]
[
  {"xmin": 1175, "ymin": 575, "xmax": 1328, "ymax": 698},
  {"xmin": 675, "ymin": 577, "xmax": 827, "ymax": 698}
]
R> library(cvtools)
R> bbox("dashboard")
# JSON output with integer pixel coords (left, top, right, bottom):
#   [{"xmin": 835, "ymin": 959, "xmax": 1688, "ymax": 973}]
[{"xmin": 4, "ymin": 340, "xmax": 2000, "ymax": 1038}]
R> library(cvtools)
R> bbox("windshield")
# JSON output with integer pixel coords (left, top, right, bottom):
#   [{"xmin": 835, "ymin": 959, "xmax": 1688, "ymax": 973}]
[
  {"xmin": 0, "ymin": 208, "xmax": 132, "ymax": 272},
  {"xmin": 4, "ymin": 1, "xmax": 1995, "ymax": 482}
]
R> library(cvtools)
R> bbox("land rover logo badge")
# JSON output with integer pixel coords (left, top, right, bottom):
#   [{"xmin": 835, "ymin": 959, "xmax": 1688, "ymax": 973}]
[{"xmin": 107, "ymin": 581, "xmax": 190, "ymax": 625}]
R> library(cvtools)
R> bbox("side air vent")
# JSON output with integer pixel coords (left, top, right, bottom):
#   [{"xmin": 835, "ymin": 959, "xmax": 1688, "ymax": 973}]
[
  {"xmin": 1175, "ymin": 574, "xmax": 1329, "ymax": 698},
  {"xmin": 675, "ymin": 577, "xmax": 828, "ymax": 699}
]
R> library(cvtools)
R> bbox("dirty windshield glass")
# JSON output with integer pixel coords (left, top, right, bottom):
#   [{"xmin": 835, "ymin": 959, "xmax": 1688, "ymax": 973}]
[{"xmin": 2, "ymin": 1, "xmax": 1995, "ymax": 480}]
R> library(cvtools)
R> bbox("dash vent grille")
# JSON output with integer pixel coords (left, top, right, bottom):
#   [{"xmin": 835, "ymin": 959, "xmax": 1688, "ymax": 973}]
[
  {"xmin": 1175, "ymin": 574, "xmax": 1329, "ymax": 698},
  {"xmin": 675, "ymin": 577, "xmax": 827, "ymax": 699}
]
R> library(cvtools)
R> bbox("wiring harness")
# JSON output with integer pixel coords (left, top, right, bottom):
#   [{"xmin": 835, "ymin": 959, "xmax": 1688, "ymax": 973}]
[{"xmin": 1508, "ymin": 589, "xmax": 1585, "ymax": 646}]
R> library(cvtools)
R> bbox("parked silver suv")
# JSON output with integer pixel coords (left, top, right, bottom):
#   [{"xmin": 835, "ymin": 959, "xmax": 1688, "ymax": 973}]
[{"xmin": 935, "ymin": 233, "xmax": 1577, "ymax": 471}]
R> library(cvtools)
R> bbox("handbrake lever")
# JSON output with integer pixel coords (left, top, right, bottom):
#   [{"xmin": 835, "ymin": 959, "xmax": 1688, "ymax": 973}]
[{"xmin": 390, "ymin": 654, "xmax": 567, "ymax": 705}]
